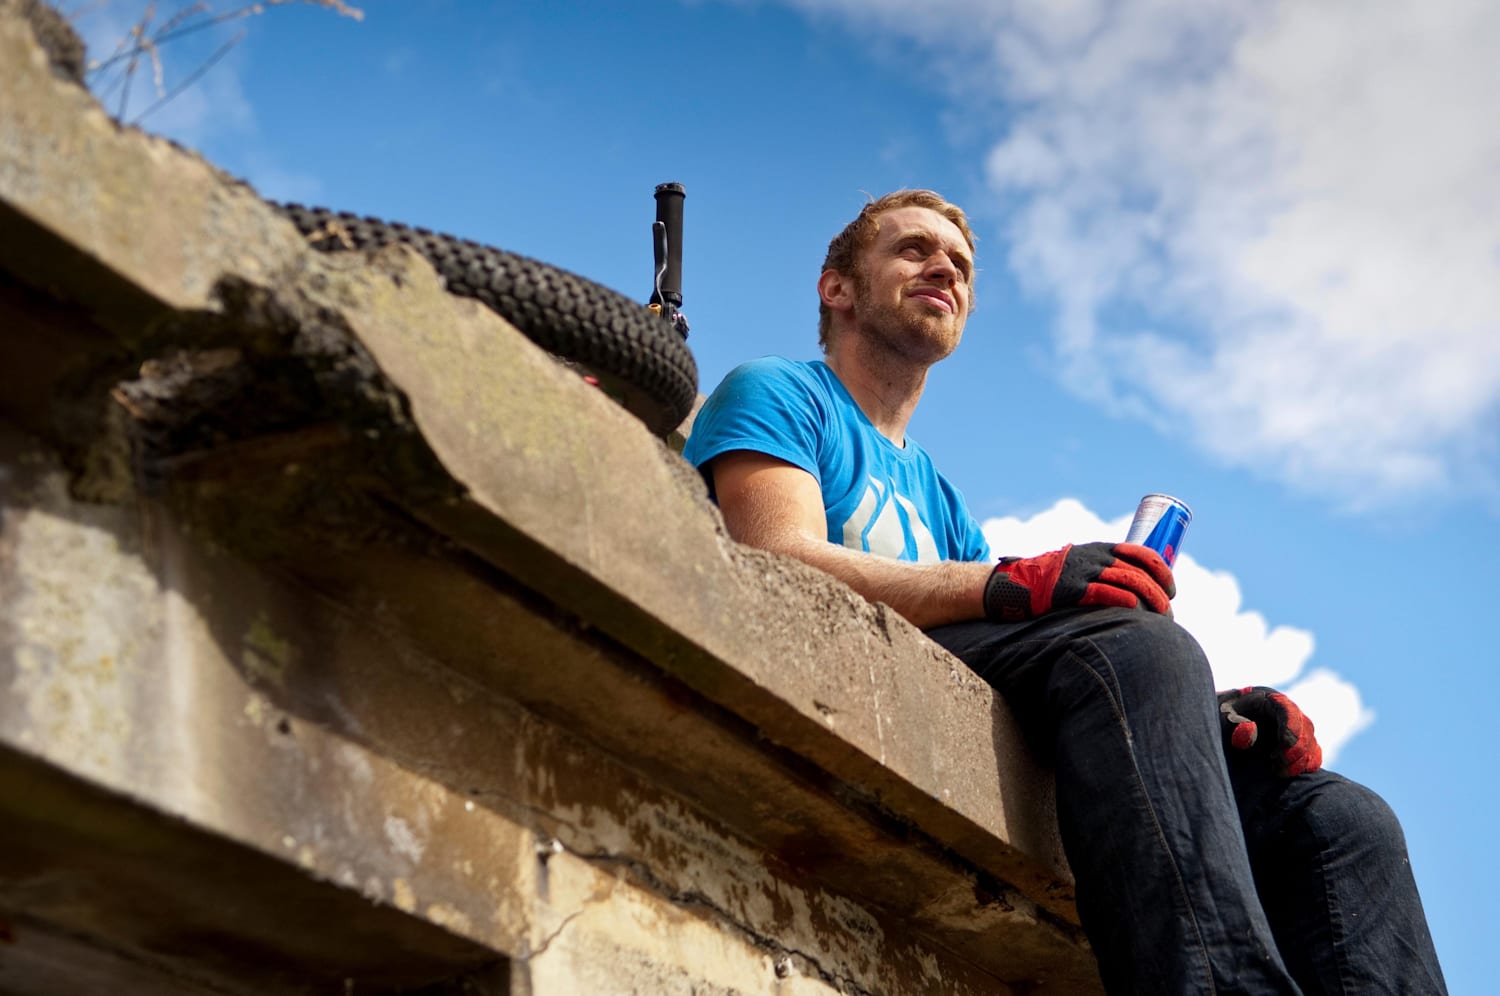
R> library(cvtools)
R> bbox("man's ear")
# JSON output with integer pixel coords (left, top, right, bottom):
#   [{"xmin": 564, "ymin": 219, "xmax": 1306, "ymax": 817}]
[{"xmin": 818, "ymin": 268, "xmax": 855, "ymax": 314}]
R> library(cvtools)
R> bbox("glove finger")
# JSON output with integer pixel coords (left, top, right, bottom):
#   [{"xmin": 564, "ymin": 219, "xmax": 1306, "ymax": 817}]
[
  {"xmin": 1219, "ymin": 701, "xmax": 1260, "ymax": 749},
  {"xmin": 1095, "ymin": 564, "xmax": 1173, "ymax": 615},
  {"xmin": 1283, "ymin": 737, "xmax": 1323, "ymax": 775},
  {"xmin": 1282, "ymin": 708, "xmax": 1319, "ymax": 768},
  {"xmin": 1229, "ymin": 688, "xmax": 1281, "ymax": 728},
  {"xmin": 1113, "ymin": 543, "xmax": 1177, "ymax": 598},
  {"xmin": 1270, "ymin": 692, "xmax": 1305, "ymax": 732},
  {"xmin": 1216, "ymin": 688, "xmax": 1247, "ymax": 708},
  {"xmin": 1079, "ymin": 583, "xmax": 1139, "ymax": 611}
]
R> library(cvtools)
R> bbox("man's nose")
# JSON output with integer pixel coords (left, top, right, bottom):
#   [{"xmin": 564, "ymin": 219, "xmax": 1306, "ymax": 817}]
[{"xmin": 924, "ymin": 252, "xmax": 958, "ymax": 284}]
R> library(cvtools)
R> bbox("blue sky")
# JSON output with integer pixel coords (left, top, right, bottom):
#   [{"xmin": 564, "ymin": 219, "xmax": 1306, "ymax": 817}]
[{"xmin": 76, "ymin": 1, "xmax": 1498, "ymax": 990}]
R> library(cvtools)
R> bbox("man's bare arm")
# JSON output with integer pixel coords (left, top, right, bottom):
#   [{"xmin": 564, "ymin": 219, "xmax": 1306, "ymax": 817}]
[{"xmin": 710, "ymin": 450, "xmax": 992, "ymax": 630}]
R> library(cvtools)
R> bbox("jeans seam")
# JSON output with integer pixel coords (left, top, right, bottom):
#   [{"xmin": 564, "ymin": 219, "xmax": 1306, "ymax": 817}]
[
  {"xmin": 1057, "ymin": 638, "xmax": 1220, "ymax": 995},
  {"xmin": 1303, "ymin": 816, "xmax": 1354, "ymax": 996}
]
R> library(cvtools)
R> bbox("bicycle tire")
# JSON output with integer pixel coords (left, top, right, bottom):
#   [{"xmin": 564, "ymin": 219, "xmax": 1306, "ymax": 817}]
[{"xmin": 273, "ymin": 203, "xmax": 698, "ymax": 436}]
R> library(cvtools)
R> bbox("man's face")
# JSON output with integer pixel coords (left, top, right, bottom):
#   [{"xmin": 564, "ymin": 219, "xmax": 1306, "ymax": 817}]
[{"xmin": 850, "ymin": 206, "xmax": 974, "ymax": 363}]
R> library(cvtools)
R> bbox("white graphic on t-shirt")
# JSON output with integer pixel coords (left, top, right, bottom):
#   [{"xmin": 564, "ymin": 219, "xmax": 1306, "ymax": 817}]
[
  {"xmin": 841, "ymin": 477, "xmax": 940, "ymax": 563},
  {"xmin": 894, "ymin": 492, "xmax": 941, "ymax": 563}
]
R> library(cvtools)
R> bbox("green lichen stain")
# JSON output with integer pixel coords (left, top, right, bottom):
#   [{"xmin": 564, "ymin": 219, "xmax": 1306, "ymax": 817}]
[{"xmin": 242, "ymin": 613, "xmax": 295, "ymax": 689}]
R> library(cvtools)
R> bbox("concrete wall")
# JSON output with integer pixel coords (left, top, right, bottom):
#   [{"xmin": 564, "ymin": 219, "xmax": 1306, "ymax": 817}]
[{"xmin": 0, "ymin": 4, "xmax": 1101, "ymax": 993}]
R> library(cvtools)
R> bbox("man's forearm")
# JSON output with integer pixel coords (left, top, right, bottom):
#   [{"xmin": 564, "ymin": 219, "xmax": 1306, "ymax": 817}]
[
  {"xmin": 709, "ymin": 451, "xmax": 992, "ymax": 629},
  {"xmin": 750, "ymin": 530, "xmax": 992, "ymax": 630}
]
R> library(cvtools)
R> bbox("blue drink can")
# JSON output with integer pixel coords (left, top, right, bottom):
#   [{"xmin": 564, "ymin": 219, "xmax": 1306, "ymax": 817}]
[{"xmin": 1124, "ymin": 494, "xmax": 1192, "ymax": 566}]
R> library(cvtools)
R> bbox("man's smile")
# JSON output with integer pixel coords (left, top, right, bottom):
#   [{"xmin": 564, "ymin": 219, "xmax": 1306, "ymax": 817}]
[{"xmin": 908, "ymin": 286, "xmax": 956, "ymax": 313}]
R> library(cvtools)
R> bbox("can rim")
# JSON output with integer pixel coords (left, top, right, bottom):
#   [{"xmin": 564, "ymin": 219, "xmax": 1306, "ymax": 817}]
[{"xmin": 1138, "ymin": 493, "xmax": 1193, "ymax": 519}]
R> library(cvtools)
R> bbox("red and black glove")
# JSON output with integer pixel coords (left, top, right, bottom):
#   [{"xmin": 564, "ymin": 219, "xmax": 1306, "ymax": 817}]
[
  {"xmin": 1217, "ymin": 686, "xmax": 1323, "ymax": 777},
  {"xmin": 982, "ymin": 542, "xmax": 1175, "ymax": 621}
]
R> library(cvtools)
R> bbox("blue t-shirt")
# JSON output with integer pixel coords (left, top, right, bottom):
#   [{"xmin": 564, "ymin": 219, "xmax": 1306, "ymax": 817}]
[{"xmin": 683, "ymin": 357, "xmax": 992, "ymax": 564}]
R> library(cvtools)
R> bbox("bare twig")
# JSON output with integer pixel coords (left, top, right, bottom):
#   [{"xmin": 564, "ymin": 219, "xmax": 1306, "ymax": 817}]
[
  {"xmin": 159, "ymin": 1, "xmax": 210, "ymax": 33},
  {"xmin": 116, "ymin": 3, "xmax": 156, "ymax": 120},
  {"xmin": 131, "ymin": 28, "xmax": 243, "ymax": 124},
  {"xmin": 88, "ymin": 0, "xmax": 362, "ymax": 74},
  {"xmin": 75, "ymin": 0, "xmax": 363, "ymax": 123}
]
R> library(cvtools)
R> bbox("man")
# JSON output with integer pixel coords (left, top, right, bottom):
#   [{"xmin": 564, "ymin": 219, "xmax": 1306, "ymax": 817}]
[{"xmin": 682, "ymin": 190, "xmax": 1446, "ymax": 995}]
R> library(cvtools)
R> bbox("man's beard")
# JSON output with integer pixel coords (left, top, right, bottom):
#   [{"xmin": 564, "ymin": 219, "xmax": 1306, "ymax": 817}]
[{"xmin": 852, "ymin": 274, "xmax": 962, "ymax": 364}]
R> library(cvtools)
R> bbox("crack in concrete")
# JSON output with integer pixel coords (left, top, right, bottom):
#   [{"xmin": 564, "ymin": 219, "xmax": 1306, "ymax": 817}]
[
  {"xmin": 524, "ymin": 905, "xmax": 585, "ymax": 962},
  {"xmin": 568, "ymin": 845, "xmax": 881, "ymax": 996}
]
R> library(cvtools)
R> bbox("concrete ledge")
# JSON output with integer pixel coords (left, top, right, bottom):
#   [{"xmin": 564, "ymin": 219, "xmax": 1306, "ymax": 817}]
[
  {"xmin": 0, "ymin": 739, "xmax": 507, "ymax": 995},
  {"xmin": 0, "ymin": 5, "xmax": 1098, "ymax": 993}
]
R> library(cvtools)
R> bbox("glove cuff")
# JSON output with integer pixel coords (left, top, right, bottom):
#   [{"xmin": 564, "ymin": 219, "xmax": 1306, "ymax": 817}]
[{"xmin": 984, "ymin": 567, "xmax": 1032, "ymax": 621}]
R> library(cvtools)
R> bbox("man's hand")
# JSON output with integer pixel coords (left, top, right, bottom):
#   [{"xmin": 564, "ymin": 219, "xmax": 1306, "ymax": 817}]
[
  {"xmin": 982, "ymin": 542, "xmax": 1175, "ymax": 621},
  {"xmin": 1217, "ymin": 686, "xmax": 1323, "ymax": 777}
]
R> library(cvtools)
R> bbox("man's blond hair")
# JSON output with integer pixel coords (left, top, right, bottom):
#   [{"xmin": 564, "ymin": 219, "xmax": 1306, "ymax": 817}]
[{"xmin": 818, "ymin": 189, "xmax": 977, "ymax": 349}]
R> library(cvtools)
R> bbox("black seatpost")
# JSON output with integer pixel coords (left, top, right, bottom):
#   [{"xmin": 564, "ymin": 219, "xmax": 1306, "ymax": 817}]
[{"xmin": 650, "ymin": 182, "xmax": 688, "ymax": 338}]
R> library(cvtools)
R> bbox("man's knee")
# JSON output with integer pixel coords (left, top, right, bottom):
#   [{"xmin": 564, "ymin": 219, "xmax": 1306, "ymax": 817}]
[
  {"xmin": 1019, "ymin": 609, "xmax": 1218, "ymax": 729},
  {"xmin": 1076, "ymin": 609, "xmax": 1215, "ymax": 695},
  {"xmin": 1301, "ymin": 775, "xmax": 1409, "ymax": 857},
  {"xmin": 929, "ymin": 608, "xmax": 1216, "ymax": 716}
]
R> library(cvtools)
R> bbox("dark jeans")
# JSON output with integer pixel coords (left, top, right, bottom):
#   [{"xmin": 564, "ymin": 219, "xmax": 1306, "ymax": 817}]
[{"xmin": 927, "ymin": 608, "xmax": 1446, "ymax": 996}]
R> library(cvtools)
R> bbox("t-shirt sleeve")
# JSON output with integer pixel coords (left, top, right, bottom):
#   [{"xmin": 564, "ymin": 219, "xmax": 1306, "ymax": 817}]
[
  {"xmin": 682, "ymin": 358, "xmax": 827, "ymax": 497},
  {"xmin": 958, "ymin": 509, "xmax": 993, "ymax": 563},
  {"xmin": 939, "ymin": 474, "xmax": 993, "ymax": 563}
]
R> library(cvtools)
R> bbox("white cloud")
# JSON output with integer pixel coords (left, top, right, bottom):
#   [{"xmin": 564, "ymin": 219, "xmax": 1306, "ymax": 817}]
[
  {"xmin": 982, "ymin": 498, "xmax": 1370, "ymax": 762},
  {"xmin": 779, "ymin": 0, "xmax": 1500, "ymax": 507},
  {"xmin": 1281, "ymin": 669, "xmax": 1376, "ymax": 768}
]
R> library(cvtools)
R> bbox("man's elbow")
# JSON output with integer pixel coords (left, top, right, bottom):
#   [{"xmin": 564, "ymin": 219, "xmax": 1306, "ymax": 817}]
[{"xmin": 725, "ymin": 518, "xmax": 824, "ymax": 560}]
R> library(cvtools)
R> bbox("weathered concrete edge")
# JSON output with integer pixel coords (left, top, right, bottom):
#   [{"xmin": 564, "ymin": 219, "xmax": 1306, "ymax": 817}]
[
  {"xmin": 0, "ymin": 2, "xmax": 1071, "ymax": 918},
  {"xmin": 1, "ymin": 429, "xmax": 1073, "ymax": 994},
  {"xmin": 361, "ymin": 272, "xmax": 1072, "ymax": 903},
  {"xmin": 0, "ymin": 738, "xmax": 506, "ymax": 993}
]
